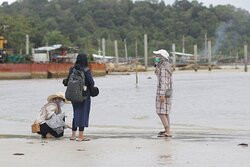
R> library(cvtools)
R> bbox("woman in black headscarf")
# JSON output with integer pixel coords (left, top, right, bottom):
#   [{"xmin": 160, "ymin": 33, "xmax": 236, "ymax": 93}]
[{"xmin": 64, "ymin": 53, "xmax": 95, "ymax": 141}]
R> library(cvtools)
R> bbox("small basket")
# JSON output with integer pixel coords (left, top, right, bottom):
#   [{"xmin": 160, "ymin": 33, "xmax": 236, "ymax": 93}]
[{"xmin": 31, "ymin": 123, "xmax": 40, "ymax": 133}]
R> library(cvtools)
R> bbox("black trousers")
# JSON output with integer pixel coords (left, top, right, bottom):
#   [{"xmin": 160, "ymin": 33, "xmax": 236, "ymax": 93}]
[
  {"xmin": 38, "ymin": 123, "xmax": 64, "ymax": 138},
  {"xmin": 72, "ymin": 119, "xmax": 84, "ymax": 131}
]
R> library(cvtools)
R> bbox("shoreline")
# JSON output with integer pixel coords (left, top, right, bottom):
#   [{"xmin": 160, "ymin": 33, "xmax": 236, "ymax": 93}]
[
  {"xmin": 1, "ymin": 64, "xmax": 249, "ymax": 80},
  {"xmin": 1, "ymin": 124, "xmax": 249, "ymax": 140},
  {"xmin": 0, "ymin": 68, "xmax": 248, "ymax": 80}
]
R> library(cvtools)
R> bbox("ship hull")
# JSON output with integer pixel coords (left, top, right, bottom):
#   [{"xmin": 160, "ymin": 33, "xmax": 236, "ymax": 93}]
[{"xmin": 0, "ymin": 63, "xmax": 106, "ymax": 79}]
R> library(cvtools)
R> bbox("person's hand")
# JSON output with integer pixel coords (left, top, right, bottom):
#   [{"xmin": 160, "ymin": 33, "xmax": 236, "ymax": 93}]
[
  {"xmin": 62, "ymin": 79, "xmax": 68, "ymax": 86},
  {"xmin": 159, "ymin": 96, "xmax": 165, "ymax": 103},
  {"xmin": 66, "ymin": 124, "xmax": 72, "ymax": 129}
]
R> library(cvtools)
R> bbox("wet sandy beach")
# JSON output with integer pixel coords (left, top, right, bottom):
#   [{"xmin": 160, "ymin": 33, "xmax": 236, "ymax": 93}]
[
  {"xmin": 0, "ymin": 130, "xmax": 249, "ymax": 167},
  {"xmin": 0, "ymin": 70, "xmax": 250, "ymax": 166}
]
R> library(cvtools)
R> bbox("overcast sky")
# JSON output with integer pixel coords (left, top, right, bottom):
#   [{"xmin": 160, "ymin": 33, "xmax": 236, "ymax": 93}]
[
  {"xmin": 0, "ymin": 0, "xmax": 250, "ymax": 12},
  {"xmin": 164, "ymin": 0, "xmax": 250, "ymax": 12}
]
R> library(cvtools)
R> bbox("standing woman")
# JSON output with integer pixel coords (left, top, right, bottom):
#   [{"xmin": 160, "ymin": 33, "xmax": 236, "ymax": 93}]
[
  {"xmin": 64, "ymin": 53, "xmax": 95, "ymax": 141},
  {"xmin": 153, "ymin": 49, "xmax": 173, "ymax": 137}
]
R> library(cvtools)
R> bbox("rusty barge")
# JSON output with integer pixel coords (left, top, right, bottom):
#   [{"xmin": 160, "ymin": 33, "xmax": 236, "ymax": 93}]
[{"xmin": 0, "ymin": 63, "xmax": 106, "ymax": 79}]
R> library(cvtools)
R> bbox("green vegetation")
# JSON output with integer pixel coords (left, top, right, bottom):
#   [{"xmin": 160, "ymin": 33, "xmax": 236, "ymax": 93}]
[{"xmin": 0, "ymin": 0, "xmax": 250, "ymax": 59}]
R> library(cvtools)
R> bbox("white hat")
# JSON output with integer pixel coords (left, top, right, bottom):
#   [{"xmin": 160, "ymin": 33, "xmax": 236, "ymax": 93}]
[
  {"xmin": 153, "ymin": 49, "xmax": 169, "ymax": 60},
  {"xmin": 47, "ymin": 92, "xmax": 70, "ymax": 104}
]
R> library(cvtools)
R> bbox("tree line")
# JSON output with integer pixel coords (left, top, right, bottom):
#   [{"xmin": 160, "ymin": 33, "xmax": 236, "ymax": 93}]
[{"xmin": 0, "ymin": 0, "xmax": 250, "ymax": 59}]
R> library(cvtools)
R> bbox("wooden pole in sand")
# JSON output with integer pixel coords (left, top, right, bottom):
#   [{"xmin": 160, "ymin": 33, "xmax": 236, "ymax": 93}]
[
  {"xmin": 235, "ymin": 51, "xmax": 238, "ymax": 69},
  {"xmin": 194, "ymin": 44, "xmax": 198, "ymax": 72},
  {"xmin": 114, "ymin": 40, "xmax": 119, "ymax": 66},
  {"xmin": 135, "ymin": 39, "xmax": 138, "ymax": 85},
  {"xmin": 26, "ymin": 34, "xmax": 29, "ymax": 56},
  {"xmin": 172, "ymin": 43, "xmax": 176, "ymax": 70},
  {"xmin": 244, "ymin": 44, "xmax": 248, "ymax": 72},
  {"xmin": 124, "ymin": 39, "xmax": 128, "ymax": 62},
  {"xmin": 102, "ymin": 38, "xmax": 106, "ymax": 62},
  {"xmin": 208, "ymin": 40, "xmax": 212, "ymax": 71},
  {"xmin": 144, "ymin": 34, "xmax": 148, "ymax": 71},
  {"xmin": 182, "ymin": 35, "xmax": 185, "ymax": 53}
]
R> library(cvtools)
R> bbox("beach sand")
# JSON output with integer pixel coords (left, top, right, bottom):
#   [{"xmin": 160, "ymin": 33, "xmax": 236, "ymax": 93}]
[{"xmin": 0, "ymin": 128, "xmax": 250, "ymax": 167}]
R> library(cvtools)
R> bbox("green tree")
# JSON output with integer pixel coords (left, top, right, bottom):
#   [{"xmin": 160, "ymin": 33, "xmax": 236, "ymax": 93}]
[
  {"xmin": 43, "ymin": 30, "xmax": 72, "ymax": 46},
  {"xmin": 0, "ymin": 0, "xmax": 250, "ymax": 57}
]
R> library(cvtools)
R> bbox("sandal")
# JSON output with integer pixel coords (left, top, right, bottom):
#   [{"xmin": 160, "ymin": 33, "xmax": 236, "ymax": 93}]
[
  {"xmin": 77, "ymin": 138, "xmax": 90, "ymax": 142},
  {"xmin": 158, "ymin": 131, "xmax": 166, "ymax": 135},
  {"xmin": 164, "ymin": 133, "xmax": 172, "ymax": 137},
  {"xmin": 157, "ymin": 131, "xmax": 166, "ymax": 137},
  {"xmin": 158, "ymin": 133, "xmax": 166, "ymax": 137},
  {"xmin": 158, "ymin": 132, "xmax": 172, "ymax": 138},
  {"xmin": 70, "ymin": 138, "xmax": 76, "ymax": 141}
]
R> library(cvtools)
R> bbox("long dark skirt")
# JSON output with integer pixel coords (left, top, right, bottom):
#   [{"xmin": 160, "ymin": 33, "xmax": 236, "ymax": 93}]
[{"xmin": 72, "ymin": 92, "xmax": 91, "ymax": 128}]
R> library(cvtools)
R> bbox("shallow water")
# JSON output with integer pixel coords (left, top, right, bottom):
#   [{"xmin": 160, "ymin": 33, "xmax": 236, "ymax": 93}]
[{"xmin": 0, "ymin": 71, "xmax": 250, "ymax": 136}]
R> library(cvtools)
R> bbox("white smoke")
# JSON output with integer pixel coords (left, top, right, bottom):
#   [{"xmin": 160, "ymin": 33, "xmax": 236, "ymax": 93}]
[{"xmin": 212, "ymin": 20, "xmax": 233, "ymax": 54}]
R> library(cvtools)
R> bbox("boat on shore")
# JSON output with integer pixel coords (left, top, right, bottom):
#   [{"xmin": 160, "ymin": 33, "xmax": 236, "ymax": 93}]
[
  {"xmin": 0, "ymin": 62, "xmax": 106, "ymax": 79},
  {"xmin": 0, "ymin": 43, "xmax": 107, "ymax": 79}
]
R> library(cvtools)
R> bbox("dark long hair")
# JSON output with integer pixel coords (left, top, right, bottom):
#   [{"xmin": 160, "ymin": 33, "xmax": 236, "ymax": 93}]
[{"xmin": 74, "ymin": 53, "xmax": 88, "ymax": 70}]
